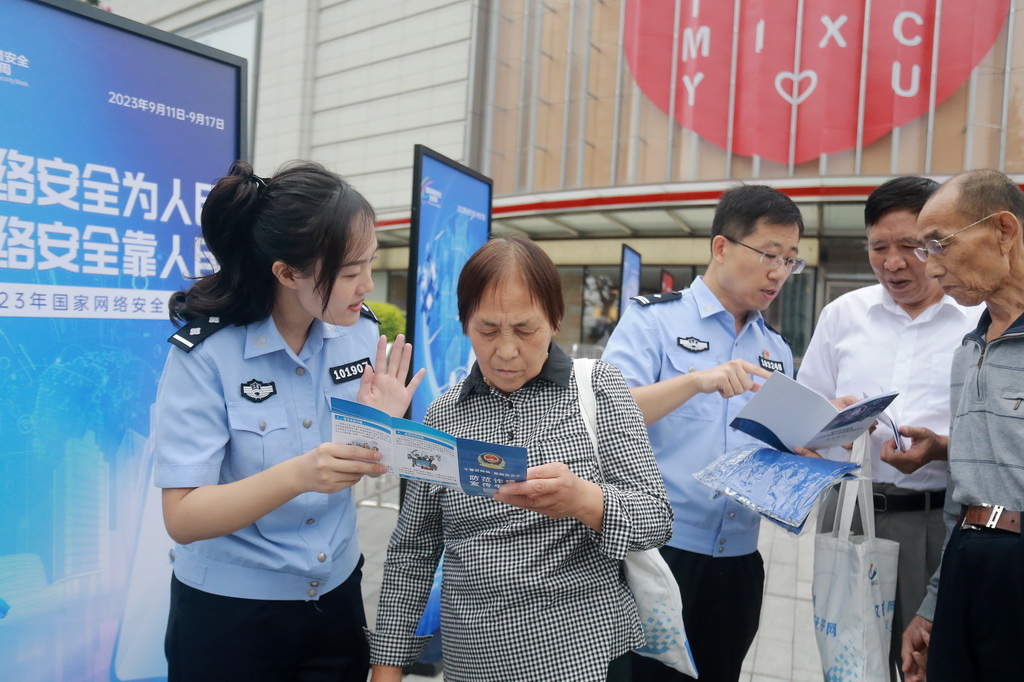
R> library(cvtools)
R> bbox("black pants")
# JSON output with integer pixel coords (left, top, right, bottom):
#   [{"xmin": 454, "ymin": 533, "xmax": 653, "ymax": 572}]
[
  {"xmin": 165, "ymin": 559, "xmax": 370, "ymax": 682},
  {"xmin": 928, "ymin": 524, "xmax": 1024, "ymax": 682},
  {"xmin": 607, "ymin": 651, "xmax": 632, "ymax": 681},
  {"xmin": 631, "ymin": 546, "xmax": 764, "ymax": 682}
]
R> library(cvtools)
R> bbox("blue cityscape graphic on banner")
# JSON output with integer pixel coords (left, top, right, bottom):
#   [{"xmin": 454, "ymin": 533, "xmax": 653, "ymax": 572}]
[
  {"xmin": 0, "ymin": 2, "xmax": 242, "ymax": 679},
  {"xmin": 410, "ymin": 151, "xmax": 491, "ymax": 422}
]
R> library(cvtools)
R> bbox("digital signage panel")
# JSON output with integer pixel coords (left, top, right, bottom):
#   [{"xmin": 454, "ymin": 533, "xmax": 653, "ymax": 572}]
[
  {"xmin": 619, "ymin": 244, "xmax": 642, "ymax": 320},
  {"xmin": 406, "ymin": 145, "xmax": 492, "ymax": 422},
  {"xmin": 0, "ymin": 1, "xmax": 245, "ymax": 678}
]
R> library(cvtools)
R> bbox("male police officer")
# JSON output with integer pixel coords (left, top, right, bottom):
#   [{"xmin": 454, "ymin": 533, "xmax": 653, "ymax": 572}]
[{"xmin": 604, "ymin": 184, "xmax": 805, "ymax": 682}]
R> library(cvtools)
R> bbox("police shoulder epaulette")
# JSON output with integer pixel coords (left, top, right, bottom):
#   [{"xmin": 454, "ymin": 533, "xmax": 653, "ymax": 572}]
[
  {"xmin": 631, "ymin": 291, "xmax": 682, "ymax": 306},
  {"xmin": 360, "ymin": 303, "xmax": 380, "ymax": 324},
  {"xmin": 168, "ymin": 315, "xmax": 230, "ymax": 352},
  {"xmin": 764, "ymin": 321, "xmax": 792, "ymax": 348}
]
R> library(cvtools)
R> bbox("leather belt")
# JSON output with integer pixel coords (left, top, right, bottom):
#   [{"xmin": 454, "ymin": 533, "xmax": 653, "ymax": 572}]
[
  {"xmin": 873, "ymin": 488, "xmax": 945, "ymax": 513},
  {"xmin": 961, "ymin": 504, "xmax": 1022, "ymax": 534}
]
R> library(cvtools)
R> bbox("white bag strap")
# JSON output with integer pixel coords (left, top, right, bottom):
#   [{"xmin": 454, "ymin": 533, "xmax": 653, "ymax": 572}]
[
  {"xmin": 573, "ymin": 358, "xmax": 602, "ymax": 475},
  {"xmin": 832, "ymin": 431, "xmax": 876, "ymax": 542}
]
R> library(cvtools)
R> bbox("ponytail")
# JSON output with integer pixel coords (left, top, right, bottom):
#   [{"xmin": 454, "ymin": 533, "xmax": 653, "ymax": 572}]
[
  {"xmin": 169, "ymin": 160, "xmax": 272, "ymax": 324},
  {"xmin": 169, "ymin": 160, "xmax": 374, "ymax": 327}
]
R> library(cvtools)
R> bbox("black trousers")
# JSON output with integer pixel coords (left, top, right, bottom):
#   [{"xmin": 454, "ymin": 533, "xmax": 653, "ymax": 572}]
[
  {"xmin": 630, "ymin": 546, "xmax": 764, "ymax": 682},
  {"xmin": 928, "ymin": 524, "xmax": 1024, "ymax": 682},
  {"xmin": 165, "ymin": 559, "xmax": 370, "ymax": 682},
  {"xmin": 606, "ymin": 651, "xmax": 633, "ymax": 681}
]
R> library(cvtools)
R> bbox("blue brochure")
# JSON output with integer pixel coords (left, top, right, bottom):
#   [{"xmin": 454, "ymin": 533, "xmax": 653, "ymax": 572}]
[
  {"xmin": 730, "ymin": 372, "xmax": 898, "ymax": 454},
  {"xmin": 695, "ymin": 446, "xmax": 860, "ymax": 534},
  {"xmin": 330, "ymin": 398, "xmax": 527, "ymax": 497}
]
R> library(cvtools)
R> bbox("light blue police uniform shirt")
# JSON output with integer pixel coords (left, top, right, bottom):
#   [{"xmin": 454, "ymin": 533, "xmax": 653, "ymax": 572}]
[
  {"xmin": 153, "ymin": 313, "xmax": 379, "ymax": 600},
  {"xmin": 602, "ymin": 276, "xmax": 793, "ymax": 558}
]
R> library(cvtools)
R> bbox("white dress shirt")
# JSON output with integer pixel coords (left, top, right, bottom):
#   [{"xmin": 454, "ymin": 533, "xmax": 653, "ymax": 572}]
[{"xmin": 797, "ymin": 284, "xmax": 981, "ymax": 491}]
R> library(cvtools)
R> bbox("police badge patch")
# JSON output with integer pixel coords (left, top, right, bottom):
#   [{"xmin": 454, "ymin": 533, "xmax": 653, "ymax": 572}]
[
  {"xmin": 241, "ymin": 379, "xmax": 277, "ymax": 403},
  {"xmin": 678, "ymin": 336, "xmax": 710, "ymax": 352}
]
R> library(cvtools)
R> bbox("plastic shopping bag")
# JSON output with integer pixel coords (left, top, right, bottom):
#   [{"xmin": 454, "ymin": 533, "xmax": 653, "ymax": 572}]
[{"xmin": 812, "ymin": 434, "xmax": 899, "ymax": 682}]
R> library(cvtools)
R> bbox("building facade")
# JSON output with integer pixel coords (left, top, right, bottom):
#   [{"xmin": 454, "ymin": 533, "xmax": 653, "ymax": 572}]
[{"xmin": 104, "ymin": 0, "xmax": 1024, "ymax": 355}]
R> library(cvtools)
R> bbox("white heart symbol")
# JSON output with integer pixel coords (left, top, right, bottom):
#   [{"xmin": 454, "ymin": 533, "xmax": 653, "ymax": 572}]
[{"xmin": 774, "ymin": 70, "xmax": 818, "ymax": 105}]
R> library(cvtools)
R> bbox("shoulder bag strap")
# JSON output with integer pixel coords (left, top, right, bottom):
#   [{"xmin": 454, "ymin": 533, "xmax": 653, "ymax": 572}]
[{"xmin": 573, "ymin": 358, "xmax": 601, "ymax": 476}]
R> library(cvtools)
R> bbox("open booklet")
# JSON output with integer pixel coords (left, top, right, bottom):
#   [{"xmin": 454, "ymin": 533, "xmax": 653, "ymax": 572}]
[
  {"xmin": 695, "ymin": 446, "xmax": 860, "ymax": 534},
  {"xmin": 330, "ymin": 398, "xmax": 527, "ymax": 497},
  {"xmin": 729, "ymin": 372, "xmax": 899, "ymax": 454}
]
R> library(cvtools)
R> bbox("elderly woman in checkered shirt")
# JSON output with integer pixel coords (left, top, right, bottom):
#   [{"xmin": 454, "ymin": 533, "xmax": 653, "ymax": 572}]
[{"xmin": 368, "ymin": 235, "xmax": 673, "ymax": 682}]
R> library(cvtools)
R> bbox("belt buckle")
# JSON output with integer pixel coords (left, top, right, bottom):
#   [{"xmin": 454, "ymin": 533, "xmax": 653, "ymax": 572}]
[
  {"xmin": 962, "ymin": 503, "xmax": 1005, "ymax": 530},
  {"xmin": 873, "ymin": 492, "xmax": 887, "ymax": 513}
]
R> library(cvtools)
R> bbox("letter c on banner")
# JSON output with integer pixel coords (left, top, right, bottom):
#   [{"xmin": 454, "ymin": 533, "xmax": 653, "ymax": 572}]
[{"xmin": 893, "ymin": 11, "xmax": 924, "ymax": 47}]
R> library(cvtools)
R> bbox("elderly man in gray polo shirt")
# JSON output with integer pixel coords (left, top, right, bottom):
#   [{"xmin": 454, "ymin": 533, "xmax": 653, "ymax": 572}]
[{"xmin": 894, "ymin": 169, "xmax": 1024, "ymax": 682}]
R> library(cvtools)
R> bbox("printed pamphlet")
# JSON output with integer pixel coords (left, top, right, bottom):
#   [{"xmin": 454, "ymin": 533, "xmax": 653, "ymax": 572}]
[
  {"xmin": 330, "ymin": 398, "xmax": 527, "ymax": 497},
  {"xmin": 695, "ymin": 446, "xmax": 860, "ymax": 534},
  {"xmin": 730, "ymin": 372, "xmax": 898, "ymax": 454}
]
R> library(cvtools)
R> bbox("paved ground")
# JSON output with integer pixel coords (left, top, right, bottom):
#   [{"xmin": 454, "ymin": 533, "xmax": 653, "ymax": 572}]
[{"xmin": 355, "ymin": 476, "xmax": 824, "ymax": 681}]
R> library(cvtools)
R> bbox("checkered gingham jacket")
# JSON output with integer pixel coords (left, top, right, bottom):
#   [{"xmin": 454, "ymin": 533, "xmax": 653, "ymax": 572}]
[{"xmin": 369, "ymin": 345, "xmax": 672, "ymax": 681}]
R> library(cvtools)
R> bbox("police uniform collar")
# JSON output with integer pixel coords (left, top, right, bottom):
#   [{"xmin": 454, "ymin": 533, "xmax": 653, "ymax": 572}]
[
  {"xmin": 690, "ymin": 276, "xmax": 727, "ymax": 320},
  {"xmin": 243, "ymin": 316, "xmax": 289, "ymax": 358},
  {"xmin": 299, "ymin": 318, "xmax": 336, "ymax": 358},
  {"xmin": 690, "ymin": 275, "xmax": 767, "ymax": 333},
  {"xmin": 458, "ymin": 342, "xmax": 572, "ymax": 402}
]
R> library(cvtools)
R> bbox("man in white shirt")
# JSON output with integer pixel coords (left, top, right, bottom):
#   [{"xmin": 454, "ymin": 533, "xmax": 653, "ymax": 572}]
[{"xmin": 797, "ymin": 176, "xmax": 981, "ymax": 680}]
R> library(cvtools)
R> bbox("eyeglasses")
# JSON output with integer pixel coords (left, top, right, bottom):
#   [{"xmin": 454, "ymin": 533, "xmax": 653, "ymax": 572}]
[
  {"xmin": 913, "ymin": 213, "xmax": 999, "ymax": 262},
  {"xmin": 725, "ymin": 237, "xmax": 807, "ymax": 274}
]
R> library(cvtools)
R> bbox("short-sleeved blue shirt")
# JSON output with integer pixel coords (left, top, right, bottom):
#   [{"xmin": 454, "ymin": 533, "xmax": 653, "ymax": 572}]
[
  {"xmin": 153, "ymin": 313, "xmax": 379, "ymax": 600},
  {"xmin": 602, "ymin": 276, "xmax": 793, "ymax": 558}
]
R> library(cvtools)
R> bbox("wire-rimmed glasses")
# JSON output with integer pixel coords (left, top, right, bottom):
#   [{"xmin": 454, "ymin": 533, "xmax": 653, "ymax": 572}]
[
  {"xmin": 913, "ymin": 213, "xmax": 999, "ymax": 262},
  {"xmin": 725, "ymin": 237, "xmax": 807, "ymax": 274}
]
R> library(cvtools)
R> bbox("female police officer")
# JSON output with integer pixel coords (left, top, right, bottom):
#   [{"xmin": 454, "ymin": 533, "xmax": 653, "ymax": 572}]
[{"xmin": 152, "ymin": 160, "xmax": 423, "ymax": 681}]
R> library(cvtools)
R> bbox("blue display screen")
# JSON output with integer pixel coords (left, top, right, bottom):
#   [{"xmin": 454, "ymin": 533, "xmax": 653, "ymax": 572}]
[
  {"xmin": 0, "ymin": 1, "xmax": 243, "ymax": 678},
  {"xmin": 408, "ymin": 148, "xmax": 491, "ymax": 422},
  {"xmin": 619, "ymin": 245, "xmax": 642, "ymax": 320}
]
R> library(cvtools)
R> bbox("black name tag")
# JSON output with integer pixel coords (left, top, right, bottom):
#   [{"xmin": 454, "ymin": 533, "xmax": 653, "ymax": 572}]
[
  {"xmin": 330, "ymin": 358, "xmax": 370, "ymax": 384},
  {"xmin": 758, "ymin": 356, "xmax": 785, "ymax": 373}
]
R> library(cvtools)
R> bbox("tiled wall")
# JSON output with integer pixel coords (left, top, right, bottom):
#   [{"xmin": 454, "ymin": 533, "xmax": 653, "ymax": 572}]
[{"xmin": 104, "ymin": 0, "xmax": 478, "ymax": 212}]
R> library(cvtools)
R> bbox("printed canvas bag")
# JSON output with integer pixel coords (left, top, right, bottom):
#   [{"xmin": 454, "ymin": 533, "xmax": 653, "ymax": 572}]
[
  {"xmin": 812, "ymin": 433, "xmax": 899, "ymax": 681},
  {"xmin": 573, "ymin": 358, "xmax": 698, "ymax": 678}
]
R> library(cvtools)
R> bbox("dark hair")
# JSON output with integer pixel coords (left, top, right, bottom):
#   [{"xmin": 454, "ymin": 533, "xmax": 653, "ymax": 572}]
[
  {"xmin": 711, "ymin": 184, "xmax": 804, "ymax": 242},
  {"xmin": 952, "ymin": 169, "xmax": 1024, "ymax": 226},
  {"xmin": 457, "ymin": 234, "xmax": 564, "ymax": 333},
  {"xmin": 169, "ymin": 159, "xmax": 375, "ymax": 326},
  {"xmin": 864, "ymin": 176, "xmax": 939, "ymax": 227}
]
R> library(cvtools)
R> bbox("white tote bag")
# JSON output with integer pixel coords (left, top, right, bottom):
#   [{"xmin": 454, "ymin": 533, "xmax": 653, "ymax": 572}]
[
  {"xmin": 573, "ymin": 359, "xmax": 698, "ymax": 678},
  {"xmin": 812, "ymin": 433, "xmax": 899, "ymax": 682}
]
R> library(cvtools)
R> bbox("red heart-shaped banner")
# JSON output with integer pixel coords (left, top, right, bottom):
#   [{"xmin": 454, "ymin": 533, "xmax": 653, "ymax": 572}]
[{"xmin": 624, "ymin": 0, "xmax": 1010, "ymax": 165}]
